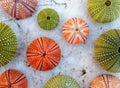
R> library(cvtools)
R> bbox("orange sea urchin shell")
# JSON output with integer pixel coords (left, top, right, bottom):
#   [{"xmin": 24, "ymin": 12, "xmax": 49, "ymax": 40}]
[
  {"xmin": 90, "ymin": 74, "xmax": 120, "ymax": 88},
  {"xmin": 0, "ymin": 0, "xmax": 38, "ymax": 19},
  {"xmin": 62, "ymin": 18, "xmax": 89, "ymax": 44},
  {"xmin": 0, "ymin": 69, "xmax": 28, "ymax": 88},
  {"xmin": 27, "ymin": 37, "xmax": 61, "ymax": 71}
]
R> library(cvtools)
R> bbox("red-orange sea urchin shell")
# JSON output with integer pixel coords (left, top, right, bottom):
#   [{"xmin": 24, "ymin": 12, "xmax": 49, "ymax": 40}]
[
  {"xmin": 0, "ymin": 0, "xmax": 38, "ymax": 19},
  {"xmin": 62, "ymin": 18, "xmax": 89, "ymax": 44},
  {"xmin": 0, "ymin": 69, "xmax": 28, "ymax": 88},
  {"xmin": 27, "ymin": 37, "xmax": 61, "ymax": 71},
  {"xmin": 90, "ymin": 74, "xmax": 120, "ymax": 88}
]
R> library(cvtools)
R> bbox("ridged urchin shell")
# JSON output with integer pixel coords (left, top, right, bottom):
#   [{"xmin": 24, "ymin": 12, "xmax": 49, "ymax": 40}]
[
  {"xmin": 37, "ymin": 8, "xmax": 59, "ymax": 30},
  {"xmin": 62, "ymin": 18, "xmax": 89, "ymax": 44},
  {"xmin": 94, "ymin": 29, "xmax": 120, "ymax": 72},
  {"xmin": 27, "ymin": 37, "xmax": 61, "ymax": 71},
  {"xmin": 87, "ymin": 0, "xmax": 120, "ymax": 23},
  {"xmin": 0, "ymin": 0, "xmax": 38, "ymax": 19},
  {"xmin": 44, "ymin": 75, "xmax": 80, "ymax": 88},
  {"xmin": 0, "ymin": 69, "xmax": 28, "ymax": 88},
  {"xmin": 0, "ymin": 22, "xmax": 18, "ymax": 67},
  {"xmin": 90, "ymin": 74, "xmax": 120, "ymax": 88}
]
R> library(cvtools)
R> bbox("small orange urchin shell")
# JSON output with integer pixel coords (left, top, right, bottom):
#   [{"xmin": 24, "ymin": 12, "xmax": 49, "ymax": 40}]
[
  {"xmin": 0, "ymin": 69, "xmax": 28, "ymax": 88},
  {"xmin": 62, "ymin": 18, "xmax": 89, "ymax": 44},
  {"xmin": 27, "ymin": 37, "xmax": 61, "ymax": 71},
  {"xmin": 0, "ymin": 0, "xmax": 38, "ymax": 19},
  {"xmin": 90, "ymin": 74, "xmax": 120, "ymax": 88}
]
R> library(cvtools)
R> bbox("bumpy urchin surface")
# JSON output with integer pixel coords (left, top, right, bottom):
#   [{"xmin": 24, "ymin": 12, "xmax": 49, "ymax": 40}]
[
  {"xmin": 37, "ymin": 8, "xmax": 59, "ymax": 30},
  {"xmin": 44, "ymin": 75, "xmax": 80, "ymax": 88},
  {"xmin": 87, "ymin": 0, "xmax": 120, "ymax": 23},
  {"xmin": 62, "ymin": 18, "xmax": 89, "ymax": 44},
  {"xmin": 0, "ymin": 0, "xmax": 38, "ymax": 19},
  {"xmin": 0, "ymin": 22, "xmax": 18, "ymax": 67},
  {"xmin": 27, "ymin": 37, "xmax": 61, "ymax": 71},
  {"xmin": 94, "ymin": 29, "xmax": 120, "ymax": 72},
  {"xmin": 0, "ymin": 69, "xmax": 28, "ymax": 88},
  {"xmin": 90, "ymin": 74, "xmax": 120, "ymax": 88}
]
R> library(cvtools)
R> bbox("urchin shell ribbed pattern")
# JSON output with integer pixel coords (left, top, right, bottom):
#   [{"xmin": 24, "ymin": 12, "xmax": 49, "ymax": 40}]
[
  {"xmin": 37, "ymin": 8, "xmax": 59, "ymax": 30},
  {"xmin": 27, "ymin": 37, "xmax": 61, "ymax": 71},
  {"xmin": 44, "ymin": 75, "xmax": 80, "ymax": 88},
  {"xmin": 0, "ymin": 69, "xmax": 28, "ymax": 88},
  {"xmin": 87, "ymin": 0, "xmax": 120, "ymax": 23},
  {"xmin": 62, "ymin": 18, "xmax": 89, "ymax": 44},
  {"xmin": 0, "ymin": 0, "xmax": 38, "ymax": 19},
  {"xmin": 0, "ymin": 22, "xmax": 18, "ymax": 67},
  {"xmin": 90, "ymin": 74, "xmax": 120, "ymax": 88},
  {"xmin": 94, "ymin": 29, "xmax": 120, "ymax": 72}
]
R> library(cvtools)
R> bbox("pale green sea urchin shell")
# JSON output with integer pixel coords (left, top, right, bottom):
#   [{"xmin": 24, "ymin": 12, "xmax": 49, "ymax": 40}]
[
  {"xmin": 44, "ymin": 75, "xmax": 80, "ymax": 88},
  {"xmin": 37, "ymin": 8, "xmax": 59, "ymax": 30},
  {"xmin": 87, "ymin": 0, "xmax": 120, "ymax": 23},
  {"xmin": 94, "ymin": 29, "xmax": 120, "ymax": 72},
  {"xmin": 0, "ymin": 22, "xmax": 18, "ymax": 67}
]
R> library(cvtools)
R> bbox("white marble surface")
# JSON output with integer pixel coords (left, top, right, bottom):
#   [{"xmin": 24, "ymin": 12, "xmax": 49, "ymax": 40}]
[{"xmin": 0, "ymin": 0, "xmax": 120, "ymax": 88}]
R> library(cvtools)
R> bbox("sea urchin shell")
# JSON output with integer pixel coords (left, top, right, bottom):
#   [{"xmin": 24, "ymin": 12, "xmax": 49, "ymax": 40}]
[
  {"xmin": 94, "ymin": 29, "xmax": 120, "ymax": 72},
  {"xmin": 44, "ymin": 75, "xmax": 80, "ymax": 88},
  {"xmin": 37, "ymin": 8, "xmax": 59, "ymax": 30},
  {"xmin": 0, "ymin": 69, "xmax": 28, "ymax": 88},
  {"xmin": 87, "ymin": 0, "xmax": 120, "ymax": 23},
  {"xmin": 0, "ymin": 22, "xmax": 18, "ymax": 67},
  {"xmin": 62, "ymin": 18, "xmax": 89, "ymax": 44},
  {"xmin": 0, "ymin": 0, "xmax": 38, "ymax": 19},
  {"xmin": 90, "ymin": 74, "xmax": 120, "ymax": 88},
  {"xmin": 27, "ymin": 37, "xmax": 61, "ymax": 71}
]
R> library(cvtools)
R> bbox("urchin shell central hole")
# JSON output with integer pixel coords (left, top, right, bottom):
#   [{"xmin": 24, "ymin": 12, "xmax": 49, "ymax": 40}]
[
  {"xmin": 76, "ymin": 28, "xmax": 79, "ymax": 31},
  {"xmin": 47, "ymin": 16, "xmax": 51, "ymax": 20},
  {"xmin": 105, "ymin": 0, "xmax": 111, "ymax": 6},
  {"xmin": 118, "ymin": 47, "xmax": 120, "ymax": 53},
  {"xmin": 42, "ymin": 52, "xmax": 46, "ymax": 57}
]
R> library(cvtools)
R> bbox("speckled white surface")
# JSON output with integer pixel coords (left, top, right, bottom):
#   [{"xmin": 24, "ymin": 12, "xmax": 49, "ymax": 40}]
[{"xmin": 0, "ymin": 0, "xmax": 120, "ymax": 88}]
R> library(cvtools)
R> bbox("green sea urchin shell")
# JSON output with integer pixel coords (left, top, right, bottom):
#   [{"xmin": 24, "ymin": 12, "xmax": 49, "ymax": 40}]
[
  {"xmin": 44, "ymin": 75, "xmax": 80, "ymax": 88},
  {"xmin": 37, "ymin": 8, "xmax": 59, "ymax": 30},
  {"xmin": 0, "ymin": 22, "xmax": 18, "ymax": 67},
  {"xmin": 94, "ymin": 29, "xmax": 120, "ymax": 72},
  {"xmin": 87, "ymin": 0, "xmax": 120, "ymax": 23}
]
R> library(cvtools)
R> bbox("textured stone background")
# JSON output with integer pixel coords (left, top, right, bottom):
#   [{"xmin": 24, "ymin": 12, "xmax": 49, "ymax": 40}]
[{"xmin": 0, "ymin": 0, "xmax": 120, "ymax": 88}]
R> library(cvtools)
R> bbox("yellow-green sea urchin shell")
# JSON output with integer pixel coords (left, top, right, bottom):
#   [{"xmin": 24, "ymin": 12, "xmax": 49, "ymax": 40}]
[
  {"xmin": 94, "ymin": 29, "xmax": 120, "ymax": 72},
  {"xmin": 44, "ymin": 75, "xmax": 80, "ymax": 88},
  {"xmin": 87, "ymin": 0, "xmax": 120, "ymax": 23},
  {"xmin": 0, "ymin": 22, "xmax": 18, "ymax": 67},
  {"xmin": 37, "ymin": 8, "xmax": 59, "ymax": 30}
]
